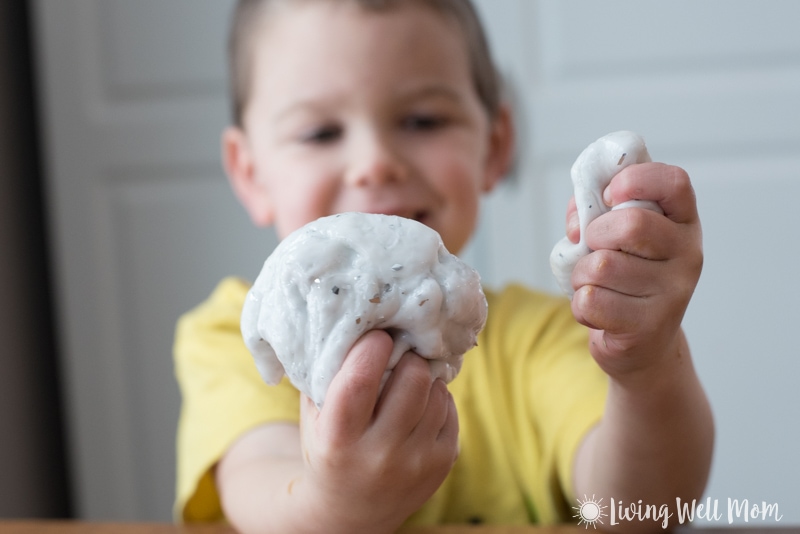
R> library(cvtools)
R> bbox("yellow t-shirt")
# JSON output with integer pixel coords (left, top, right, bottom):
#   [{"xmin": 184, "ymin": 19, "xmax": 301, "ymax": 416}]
[{"xmin": 174, "ymin": 277, "xmax": 607, "ymax": 525}]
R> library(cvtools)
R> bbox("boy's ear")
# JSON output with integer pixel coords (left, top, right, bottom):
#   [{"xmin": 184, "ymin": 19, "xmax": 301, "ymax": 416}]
[
  {"xmin": 482, "ymin": 103, "xmax": 515, "ymax": 193},
  {"xmin": 222, "ymin": 126, "xmax": 274, "ymax": 227}
]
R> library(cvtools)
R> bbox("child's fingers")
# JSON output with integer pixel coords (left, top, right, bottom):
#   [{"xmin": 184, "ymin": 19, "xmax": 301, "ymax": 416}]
[
  {"xmin": 605, "ymin": 163, "xmax": 699, "ymax": 225},
  {"xmin": 437, "ymin": 383, "xmax": 459, "ymax": 448},
  {"xmin": 566, "ymin": 196, "xmax": 580, "ymax": 244},
  {"xmin": 373, "ymin": 352, "xmax": 434, "ymax": 440},
  {"xmin": 320, "ymin": 330, "xmax": 393, "ymax": 442},
  {"xmin": 572, "ymin": 250, "xmax": 671, "ymax": 298},
  {"xmin": 430, "ymin": 380, "xmax": 459, "ymax": 452},
  {"xmin": 585, "ymin": 207, "xmax": 684, "ymax": 261},
  {"xmin": 411, "ymin": 378, "xmax": 450, "ymax": 440},
  {"xmin": 571, "ymin": 284, "xmax": 652, "ymax": 337},
  {"xmin": 422, "ymin": 380, "xmax": 459, "ymax": 474},
  {"xmin": 411, "ymin": 379, "xmax": 459, "ymax": 480}
]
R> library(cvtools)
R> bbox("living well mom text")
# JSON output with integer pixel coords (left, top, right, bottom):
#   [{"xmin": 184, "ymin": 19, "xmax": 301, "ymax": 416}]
[{"xmin": 609, "ymin": 497, "xmax": 784, "ymax": 529}]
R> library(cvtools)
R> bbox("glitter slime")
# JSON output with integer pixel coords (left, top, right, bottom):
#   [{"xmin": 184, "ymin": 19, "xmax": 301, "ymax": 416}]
[{"xmin": 241, "ymin": 212, "xmax": 488, "ymax": 407}]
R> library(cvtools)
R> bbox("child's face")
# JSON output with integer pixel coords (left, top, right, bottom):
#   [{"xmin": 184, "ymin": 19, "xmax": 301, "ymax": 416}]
[{"xmin": 225, "ymin": 1, "xmax": 511, "ymax": 255}]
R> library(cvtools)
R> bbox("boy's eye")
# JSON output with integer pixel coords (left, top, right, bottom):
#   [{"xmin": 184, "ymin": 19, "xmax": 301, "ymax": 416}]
[
  {"xmin": 402, "ymin": 114, "xmax": 448, "ymax": 131},
  {"xmin": 302, "ymin": 125, "xmax": 342, "ymax": 144}
]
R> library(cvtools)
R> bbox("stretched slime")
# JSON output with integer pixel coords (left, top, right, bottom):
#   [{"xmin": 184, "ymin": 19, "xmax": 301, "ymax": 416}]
[{"xmin": 550, "ymin": 131, "xmax": 663, "ymax": 297}]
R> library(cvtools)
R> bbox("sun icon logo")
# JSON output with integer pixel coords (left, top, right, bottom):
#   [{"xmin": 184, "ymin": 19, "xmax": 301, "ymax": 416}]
[{"xmin": 573, "ymin": 495, "xmax": 608, "ymax": 529}]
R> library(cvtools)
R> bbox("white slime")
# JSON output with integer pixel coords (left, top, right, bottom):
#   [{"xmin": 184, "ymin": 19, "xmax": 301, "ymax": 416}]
[
  {"xmin": 550, "ymin": 131, "xmax": 663, "ymax": 297},
  {"xmin": 241, "ymin": 212, "xmax": 488, "ymax": 407}
]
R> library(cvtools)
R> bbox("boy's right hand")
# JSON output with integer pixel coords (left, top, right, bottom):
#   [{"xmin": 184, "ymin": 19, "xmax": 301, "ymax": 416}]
[{"xmin": 299, "ymin": 330, "xmax": 459, "ymax": 534}]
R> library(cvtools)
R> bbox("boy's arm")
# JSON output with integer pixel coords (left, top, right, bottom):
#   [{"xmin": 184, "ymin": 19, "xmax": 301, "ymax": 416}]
[
  {"xmin": 217, "ymin": 330, "xmax": 459, "ymax": 534},
  {"xmin": 567, "ymin": 163, "xmax": 714, "ymax": 519},
  {"xmin": 572, "ymin": 329, "xmax": 714, "ymax": 512},
  {"xmin": 217, "ymin": 422, "xmax": 306, "ymax": 529}
]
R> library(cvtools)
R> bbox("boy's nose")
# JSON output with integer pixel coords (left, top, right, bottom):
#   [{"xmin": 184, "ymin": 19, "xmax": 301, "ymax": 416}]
[{"xmin": 344, "ymin": 134, "xmax": 409, "ymax": 187}]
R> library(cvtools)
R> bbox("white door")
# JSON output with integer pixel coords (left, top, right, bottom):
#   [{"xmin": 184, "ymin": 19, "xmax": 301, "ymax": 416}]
[
  {"xmin": 34, "ymin": 0, "xmax": 800, "ymax": 523},
  {"xmin": 31, "ymin": 0, "xmax": 276, "ymax": 520}
]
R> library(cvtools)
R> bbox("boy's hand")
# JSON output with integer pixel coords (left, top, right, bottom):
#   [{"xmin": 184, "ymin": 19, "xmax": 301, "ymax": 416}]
[
  {"xmin": 567, "ymin": 162, "xmax": 703, "ymax": 379},
  {"xmin": 298, "ymin": 330, "xmax": 459, "ymax": 533}
]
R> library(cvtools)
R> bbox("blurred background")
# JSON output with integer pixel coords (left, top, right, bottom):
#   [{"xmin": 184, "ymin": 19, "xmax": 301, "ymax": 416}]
[{"xmin": 2, "ymin": 0, "xmax": 798, "ymax": 524}]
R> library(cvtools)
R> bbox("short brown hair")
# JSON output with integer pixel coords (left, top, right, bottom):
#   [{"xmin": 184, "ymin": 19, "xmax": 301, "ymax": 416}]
[{"xmin": 227, "ymin": 0, "xmax": 502, "ymax": 127}]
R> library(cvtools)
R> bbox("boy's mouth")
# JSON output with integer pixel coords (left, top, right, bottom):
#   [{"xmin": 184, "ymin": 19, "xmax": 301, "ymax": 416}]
[
  {"xmin": 361, "ymin": 207, "xmax": 430, "ymax": 225},
  {"xmin": 399, "ymin": 209, "xmax": 431, "ymax": 226}
]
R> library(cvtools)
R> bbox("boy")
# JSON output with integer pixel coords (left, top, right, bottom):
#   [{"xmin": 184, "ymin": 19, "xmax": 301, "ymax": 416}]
[{"xmin": 174, "ymin": 0, "xmax": 714, "ymax": 532}]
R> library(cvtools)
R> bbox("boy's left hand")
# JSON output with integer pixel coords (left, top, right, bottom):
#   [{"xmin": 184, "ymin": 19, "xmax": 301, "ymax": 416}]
[{"xmin": 567, "ymin": 162, "xmax": 703, "ymax": 379}]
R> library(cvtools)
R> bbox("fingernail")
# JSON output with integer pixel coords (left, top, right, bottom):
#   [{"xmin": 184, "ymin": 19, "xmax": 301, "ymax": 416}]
[
  {"xmin": 603, "ymin": 186, "xmax": 612, "ymax": 206},
  {"xmin": 567, "ymin": 211, "xmax": 579, "ymax": 234}
]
